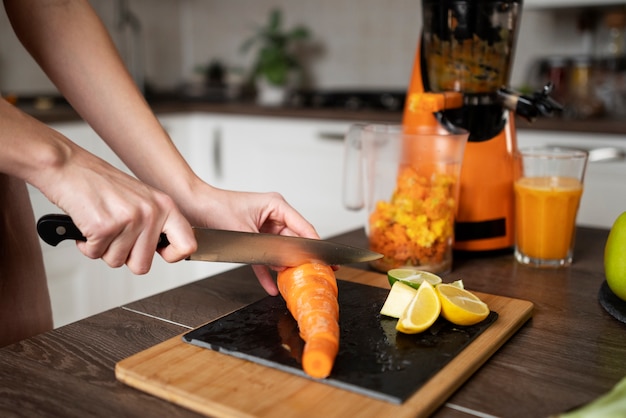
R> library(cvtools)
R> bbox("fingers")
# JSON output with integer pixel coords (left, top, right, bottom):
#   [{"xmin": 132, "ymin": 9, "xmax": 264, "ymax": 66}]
[
  {"xmin": 156, "ymin": 212, "xmax": 197, "ymax": 263},
  {"xmin": 252, "ymin": 265, "xmax": 279, "ymax": 296},
  {"xmin": 255, "ymin": 192, "xmax": 320, "ymax": 240},
  {"xmin": 178, "ymin": 186, "xmax": 322, "ymax": 292},
  {"xmin": 73, "ymin": 195, "xmax": 196, "ymax": 275},
  {"xmin": 35, "ymin": 129, "xmax": 198, "ymax": 276},
  {"xmin": 74, "ymin": 213, "xmax": 144, "ymax": 266}
]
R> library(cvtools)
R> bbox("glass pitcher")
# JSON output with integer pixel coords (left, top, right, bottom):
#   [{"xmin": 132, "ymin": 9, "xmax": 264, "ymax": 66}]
[{"xmin": 343, "ymin": 124, "xmax": 468, "ymax": 274}]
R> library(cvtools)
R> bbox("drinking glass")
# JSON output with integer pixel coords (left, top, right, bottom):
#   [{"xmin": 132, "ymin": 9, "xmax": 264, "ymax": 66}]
[{"xmin": 514, "ymin": 147, "xmax": 588, "ymax": 267}]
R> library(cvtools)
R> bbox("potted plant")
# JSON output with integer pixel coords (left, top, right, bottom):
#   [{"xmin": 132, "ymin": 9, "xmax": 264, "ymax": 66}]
[{"xmin": 241, "ymin": 9, "xmax": 312, "ymax": 106}]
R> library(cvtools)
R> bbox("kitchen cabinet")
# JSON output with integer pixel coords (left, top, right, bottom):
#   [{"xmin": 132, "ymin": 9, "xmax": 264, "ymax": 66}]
[
  {"xmin": 159, "ymin": 113, "xmax": 366, "ymax": 238},
  {"xmin": 211, "ymin": 114, "xmax": 366, "ymax": 239},
  {"xmin": 34, "ymin": 114, "xmax": 367, "ymax": 328},
  {"xmin": 27, "ymin": 121, "xmax": 131, "ymax": 327},
  {"xmin": 34, "ymin": 117, "xmax": 237, "ymax": 328},
  {"xmin": 35, "ymin": 111, "xmax": 626, "ymax": 328},
  {"xmin": 35, "ymin": 114, "xmax": 626, "ymax": 327},
  {"xmin": 517, "ymin": 129, "xmax": 626, "ymax": 229},
  {"xmin": 159, "ymin": 113, "xmax": 223, "ymax": 186}
]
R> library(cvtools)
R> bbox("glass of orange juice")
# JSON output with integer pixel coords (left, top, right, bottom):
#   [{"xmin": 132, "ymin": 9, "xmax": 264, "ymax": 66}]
[{"xmin": 514, "ymin": 147, "xmax": 588, "ymax": 268}]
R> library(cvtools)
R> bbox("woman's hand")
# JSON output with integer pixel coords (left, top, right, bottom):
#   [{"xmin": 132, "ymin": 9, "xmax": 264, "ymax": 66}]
[
  {"xmin": 180, "ymin": 182, "xmax": 321, "ymax": 295},
  {"xmin": 37, "ymin": 140, "xmax": 197, "ymax": 275}
]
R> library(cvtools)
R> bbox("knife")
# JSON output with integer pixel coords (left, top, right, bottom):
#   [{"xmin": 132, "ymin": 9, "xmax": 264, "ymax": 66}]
[{"xmin": 36, "ymin": 214, "xmax": 382, "ymax": 266}]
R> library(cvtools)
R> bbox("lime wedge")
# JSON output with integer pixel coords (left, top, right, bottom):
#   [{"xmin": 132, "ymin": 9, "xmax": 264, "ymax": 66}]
[
  {"xmin": 387, "ymin": 268, "xmax": 442, "ymax": 290},
  {"xmin": 449, "ymin": 279, "xmax": 464, "ymax": 289}
]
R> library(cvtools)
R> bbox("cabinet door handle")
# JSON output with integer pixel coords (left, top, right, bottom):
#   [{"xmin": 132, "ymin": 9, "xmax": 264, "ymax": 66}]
[
  {"xmin": 588, "ymin": 147, "xmax": 626, "ymax": 163},
  {"xmin": 547, "ymin": 145, "xmax": 626, "ymax": 163},
  {"xmin": 212, "ymin": 127, "xmax": 223, "ymax": 179},
  {"xmin": 317, "ymin": 132, "xmax": 345, "ymax": 141}
]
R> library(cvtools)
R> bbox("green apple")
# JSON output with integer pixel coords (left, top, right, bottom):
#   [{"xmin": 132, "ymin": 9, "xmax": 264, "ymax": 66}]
[{"xmin": 604, "ymin": 212, "xmax": 626, "ymax": 301}]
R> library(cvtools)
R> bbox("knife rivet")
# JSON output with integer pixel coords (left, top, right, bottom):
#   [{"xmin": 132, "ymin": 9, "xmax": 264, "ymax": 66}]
[{"xmin": 56, "ymin": 226, "xmax": 66, "ymax": 236}]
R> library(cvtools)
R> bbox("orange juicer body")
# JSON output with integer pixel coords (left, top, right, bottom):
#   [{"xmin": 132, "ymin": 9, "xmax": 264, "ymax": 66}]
[
  {"xmin": 403, "ymin": 43, "xmax": 517, "ymax": 252},
  {"xmin": 452, "ymin": 117, "xmax": 516, "ymax": 251}
]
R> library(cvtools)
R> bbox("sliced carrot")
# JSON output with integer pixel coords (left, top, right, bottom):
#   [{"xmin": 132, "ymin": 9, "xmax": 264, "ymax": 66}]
[
  {"xmin": 302, "ymin": 337, "xmax": 339, "ymax": 379},
  {"xmin": 277, "ymin": 262, "xmax": 339, "ymax": 379},
  {"xmin": 297, "ymin": 310, "xmax": 339, "ymax": 341}
]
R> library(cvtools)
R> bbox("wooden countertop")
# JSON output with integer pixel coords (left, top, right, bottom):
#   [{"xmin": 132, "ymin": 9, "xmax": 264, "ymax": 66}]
[
  {"xmin": 1, "ymin": 226, "xmax": 624, "ymax": 417},
  {"xmin": 20, "ymin": 99, "xmax": 626, "ymax": 135}
]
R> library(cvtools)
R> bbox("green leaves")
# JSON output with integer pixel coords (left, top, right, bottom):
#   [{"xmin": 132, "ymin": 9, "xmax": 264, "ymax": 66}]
[
  {"xmin": 559, "ymin": 376, "xmax": 626, "ymax": 417},
  {"xmin": 240, "ymin": 9, "xmax": 312, "ymax": 87}
]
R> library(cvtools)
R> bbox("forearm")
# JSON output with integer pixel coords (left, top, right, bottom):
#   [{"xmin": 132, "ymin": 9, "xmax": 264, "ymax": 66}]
[
  {"xmin": 4, "ymin": 0, "xmax": 200, "ymax": 205},
  {"xmin": 0, "ymin": 96, "xmax": 197, "ymax": 272},
  {"xmin": 0, "ymin": 99, "xmax": 74, "ymax": 192}
]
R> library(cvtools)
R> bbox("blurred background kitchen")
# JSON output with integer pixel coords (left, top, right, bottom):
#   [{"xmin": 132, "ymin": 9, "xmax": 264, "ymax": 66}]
[
  {"xmin": 1, "ymin": 0, "xmax": 626, "ymax": 125},
  {"xmin": 4, "ymin": 0, "xmax": 626, "ymax": 328}
]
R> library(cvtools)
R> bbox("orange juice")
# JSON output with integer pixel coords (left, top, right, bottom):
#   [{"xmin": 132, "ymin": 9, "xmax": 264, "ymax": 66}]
[{"xmin": 514, "ymin": 176, "xmax": 583, "ymax": 261}]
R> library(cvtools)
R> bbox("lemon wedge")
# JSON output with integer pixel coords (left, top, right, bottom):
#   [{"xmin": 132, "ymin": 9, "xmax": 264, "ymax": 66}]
[
  {"xmin": 380, "ymin": 281, "xmax": 416, "ymax": 318},
  {"xmin": 386, "ymin": 268, "xmax": 442, "ymax": 290},
  {"xmin": 435, "ymin": 284, "xmax": 489, "ymax": 326},
  {"xmin": 396, "ymin": 281, "xmax": 441, "ymax": 334}
]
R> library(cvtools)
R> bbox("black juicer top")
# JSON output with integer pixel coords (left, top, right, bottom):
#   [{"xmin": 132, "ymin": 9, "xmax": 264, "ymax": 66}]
[{"xmin": 420, "ymin": 0, "xmax": 524, "ymax": 141}]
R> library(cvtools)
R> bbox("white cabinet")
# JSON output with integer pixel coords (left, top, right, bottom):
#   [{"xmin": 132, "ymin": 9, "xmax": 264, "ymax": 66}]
[
  {"xmin": 35, "ymin": 113, "xmax": 367, "ymax": 328},
  {"xmin": 162, "ymin": 113, "xmax": 367, "ymax": 238},
  {"xmin": 38, "ymin": 115, "xmax": 626, "ymax": 327},
  {"xmin": 212, "ymin": 115, "xmax": 366, "ymax": 238},
  {"xmin": 160, "ymin": 113, "xmax": 223, "ymax": 186},
  {"xmin": 28, "ymin": 121, "xmax": 133, "ymax": 327},
  {"xmin": 517, "ymin": 130, "xmax": 626, "ymax": 229},
  {"xmin": 36, "ymin": 116, "xmax": 236, "ymax": 328}
]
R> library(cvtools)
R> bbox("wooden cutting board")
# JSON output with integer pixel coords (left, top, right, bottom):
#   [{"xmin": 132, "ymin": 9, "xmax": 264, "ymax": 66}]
[{"xmin": 115, "ymin": 267, "xmax": 533, "ymax": 418}]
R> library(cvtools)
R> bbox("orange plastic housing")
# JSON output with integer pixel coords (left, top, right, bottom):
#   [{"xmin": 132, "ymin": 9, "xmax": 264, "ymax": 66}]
[
  {"xmin": 452, "ymin": 119, "xmax": 516, "ymax": 251},
  {"xmin": 403, "ymin": 43, "xmax": 516, "ymax": 252}
]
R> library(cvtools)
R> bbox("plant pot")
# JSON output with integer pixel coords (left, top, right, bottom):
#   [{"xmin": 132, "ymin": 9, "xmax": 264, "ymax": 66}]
[{"xmin": 256, "ymin": 79, "xmax": 288, "ymax": 107}]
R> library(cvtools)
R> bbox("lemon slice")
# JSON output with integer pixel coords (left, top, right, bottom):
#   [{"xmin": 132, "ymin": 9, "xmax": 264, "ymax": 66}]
[
  {"xmin": 396, "ymin": 281, "xmax": 441, "ymax": 334},
  {"xmin": 435, "ymin": 284, "xmax": 489, "ymax": 326},
  {"xmin": 380, "ymin": 281, "xmax": 416, "ymax": 318},
  {"xmin": 387, "ymin": 268, "xmax": 442, "ymax": 290}
]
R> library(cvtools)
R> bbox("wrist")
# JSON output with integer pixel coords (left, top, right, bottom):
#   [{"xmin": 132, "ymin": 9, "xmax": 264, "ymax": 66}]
[
  {"xmin": 0, "ymin": 103, "xmax": 74, "ymax": 191},
  {"xmin": 168, "ymin": 175, "xmax": 219, "ymax": 222}
]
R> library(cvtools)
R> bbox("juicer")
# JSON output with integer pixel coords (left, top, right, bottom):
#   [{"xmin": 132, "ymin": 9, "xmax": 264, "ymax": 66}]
[{"xmin": 403, "ymin": 0, "xmax": 561, "ymax": 252}]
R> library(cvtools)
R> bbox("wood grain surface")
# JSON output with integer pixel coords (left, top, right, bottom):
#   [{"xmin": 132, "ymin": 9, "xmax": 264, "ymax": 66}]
[
  {"xmin": 1, "ymin": 227, "xmax": 625, "ymax": 418},
  {"xmin": 0, "ymin": 309, "xmax": 199, "ymax": 417},
  {"xmin": 115, "ymin": 267, "xmax": 533, "ymax": 418}
]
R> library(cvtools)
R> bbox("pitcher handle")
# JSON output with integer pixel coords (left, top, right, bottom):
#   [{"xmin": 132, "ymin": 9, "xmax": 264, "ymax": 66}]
[{"xmin": 342, "ymin": 124, "xmax": 367, "ymax": 210}]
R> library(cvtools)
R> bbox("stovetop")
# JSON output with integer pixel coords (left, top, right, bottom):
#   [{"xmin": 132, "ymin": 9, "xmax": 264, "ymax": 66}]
[{"xmin": 288, "ymin": 90, "xmax": 406, "ymax": 112}]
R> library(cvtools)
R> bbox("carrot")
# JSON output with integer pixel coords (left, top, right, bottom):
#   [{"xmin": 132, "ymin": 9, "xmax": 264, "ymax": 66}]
[{"xmin": 277, "ymin": 262, "xmax": 339, "ymax": 379}]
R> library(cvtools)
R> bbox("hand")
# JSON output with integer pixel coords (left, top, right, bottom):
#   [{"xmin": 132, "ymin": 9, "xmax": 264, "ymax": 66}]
[
  {"xmin": 180, "ymin": 183, "xmax": 320, "ymax": 295},
  {"xmin": 38, "ymin": 144, "xmax": 197, "ymax": 275}
]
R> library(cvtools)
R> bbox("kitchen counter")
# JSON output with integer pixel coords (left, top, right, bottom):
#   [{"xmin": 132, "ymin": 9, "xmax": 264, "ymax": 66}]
[
  {"xmin": 19, "ymin": 98, "xmax": 626, "ymax": 135},
  {"xmin": 19, "ymin": 99, "xmax": 404, "ymax": 125},
  {"xmin": 1, "ymin": 226, "xmax": 624, "ymax": 417}
]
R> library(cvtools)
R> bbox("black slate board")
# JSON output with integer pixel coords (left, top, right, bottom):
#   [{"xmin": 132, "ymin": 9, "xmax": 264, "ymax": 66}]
[
  {"xmin": 599, "ymin": 280, "xmax": 626, "ymax": 324},
  {"xmin": 183, "ymin": 279, "xmax": 497, "ymax": 404}
]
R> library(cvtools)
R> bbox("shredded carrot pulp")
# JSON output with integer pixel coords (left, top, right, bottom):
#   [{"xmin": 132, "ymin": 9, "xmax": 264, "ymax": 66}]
[
  {"xmin": 369, "ymin": 166, "xmax": 457, "ymax": 271},
  {"xmin": 277, "ymin": 263, "xmax": 339, "ymax": 379}
]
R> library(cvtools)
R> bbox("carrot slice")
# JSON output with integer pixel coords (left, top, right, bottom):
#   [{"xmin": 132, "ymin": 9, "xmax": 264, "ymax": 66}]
[
  {"xmin": 277, "ymin": 262, "xmax": 339, "ymax": 379},
  {"xmin": 302, "ymin": 337, "xmax": 339, "ymax": 379}
]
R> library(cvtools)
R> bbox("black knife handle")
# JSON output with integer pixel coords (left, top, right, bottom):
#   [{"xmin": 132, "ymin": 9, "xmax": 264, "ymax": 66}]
[{"xmin": 36, "ymin": 214, "xmax": 170, "ymax": 248}]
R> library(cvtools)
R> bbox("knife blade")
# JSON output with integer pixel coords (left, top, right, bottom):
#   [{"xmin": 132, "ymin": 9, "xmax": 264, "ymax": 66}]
[{"xmin": 36, "ymin": 214, "xmax": 382, "ymax": 266}]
